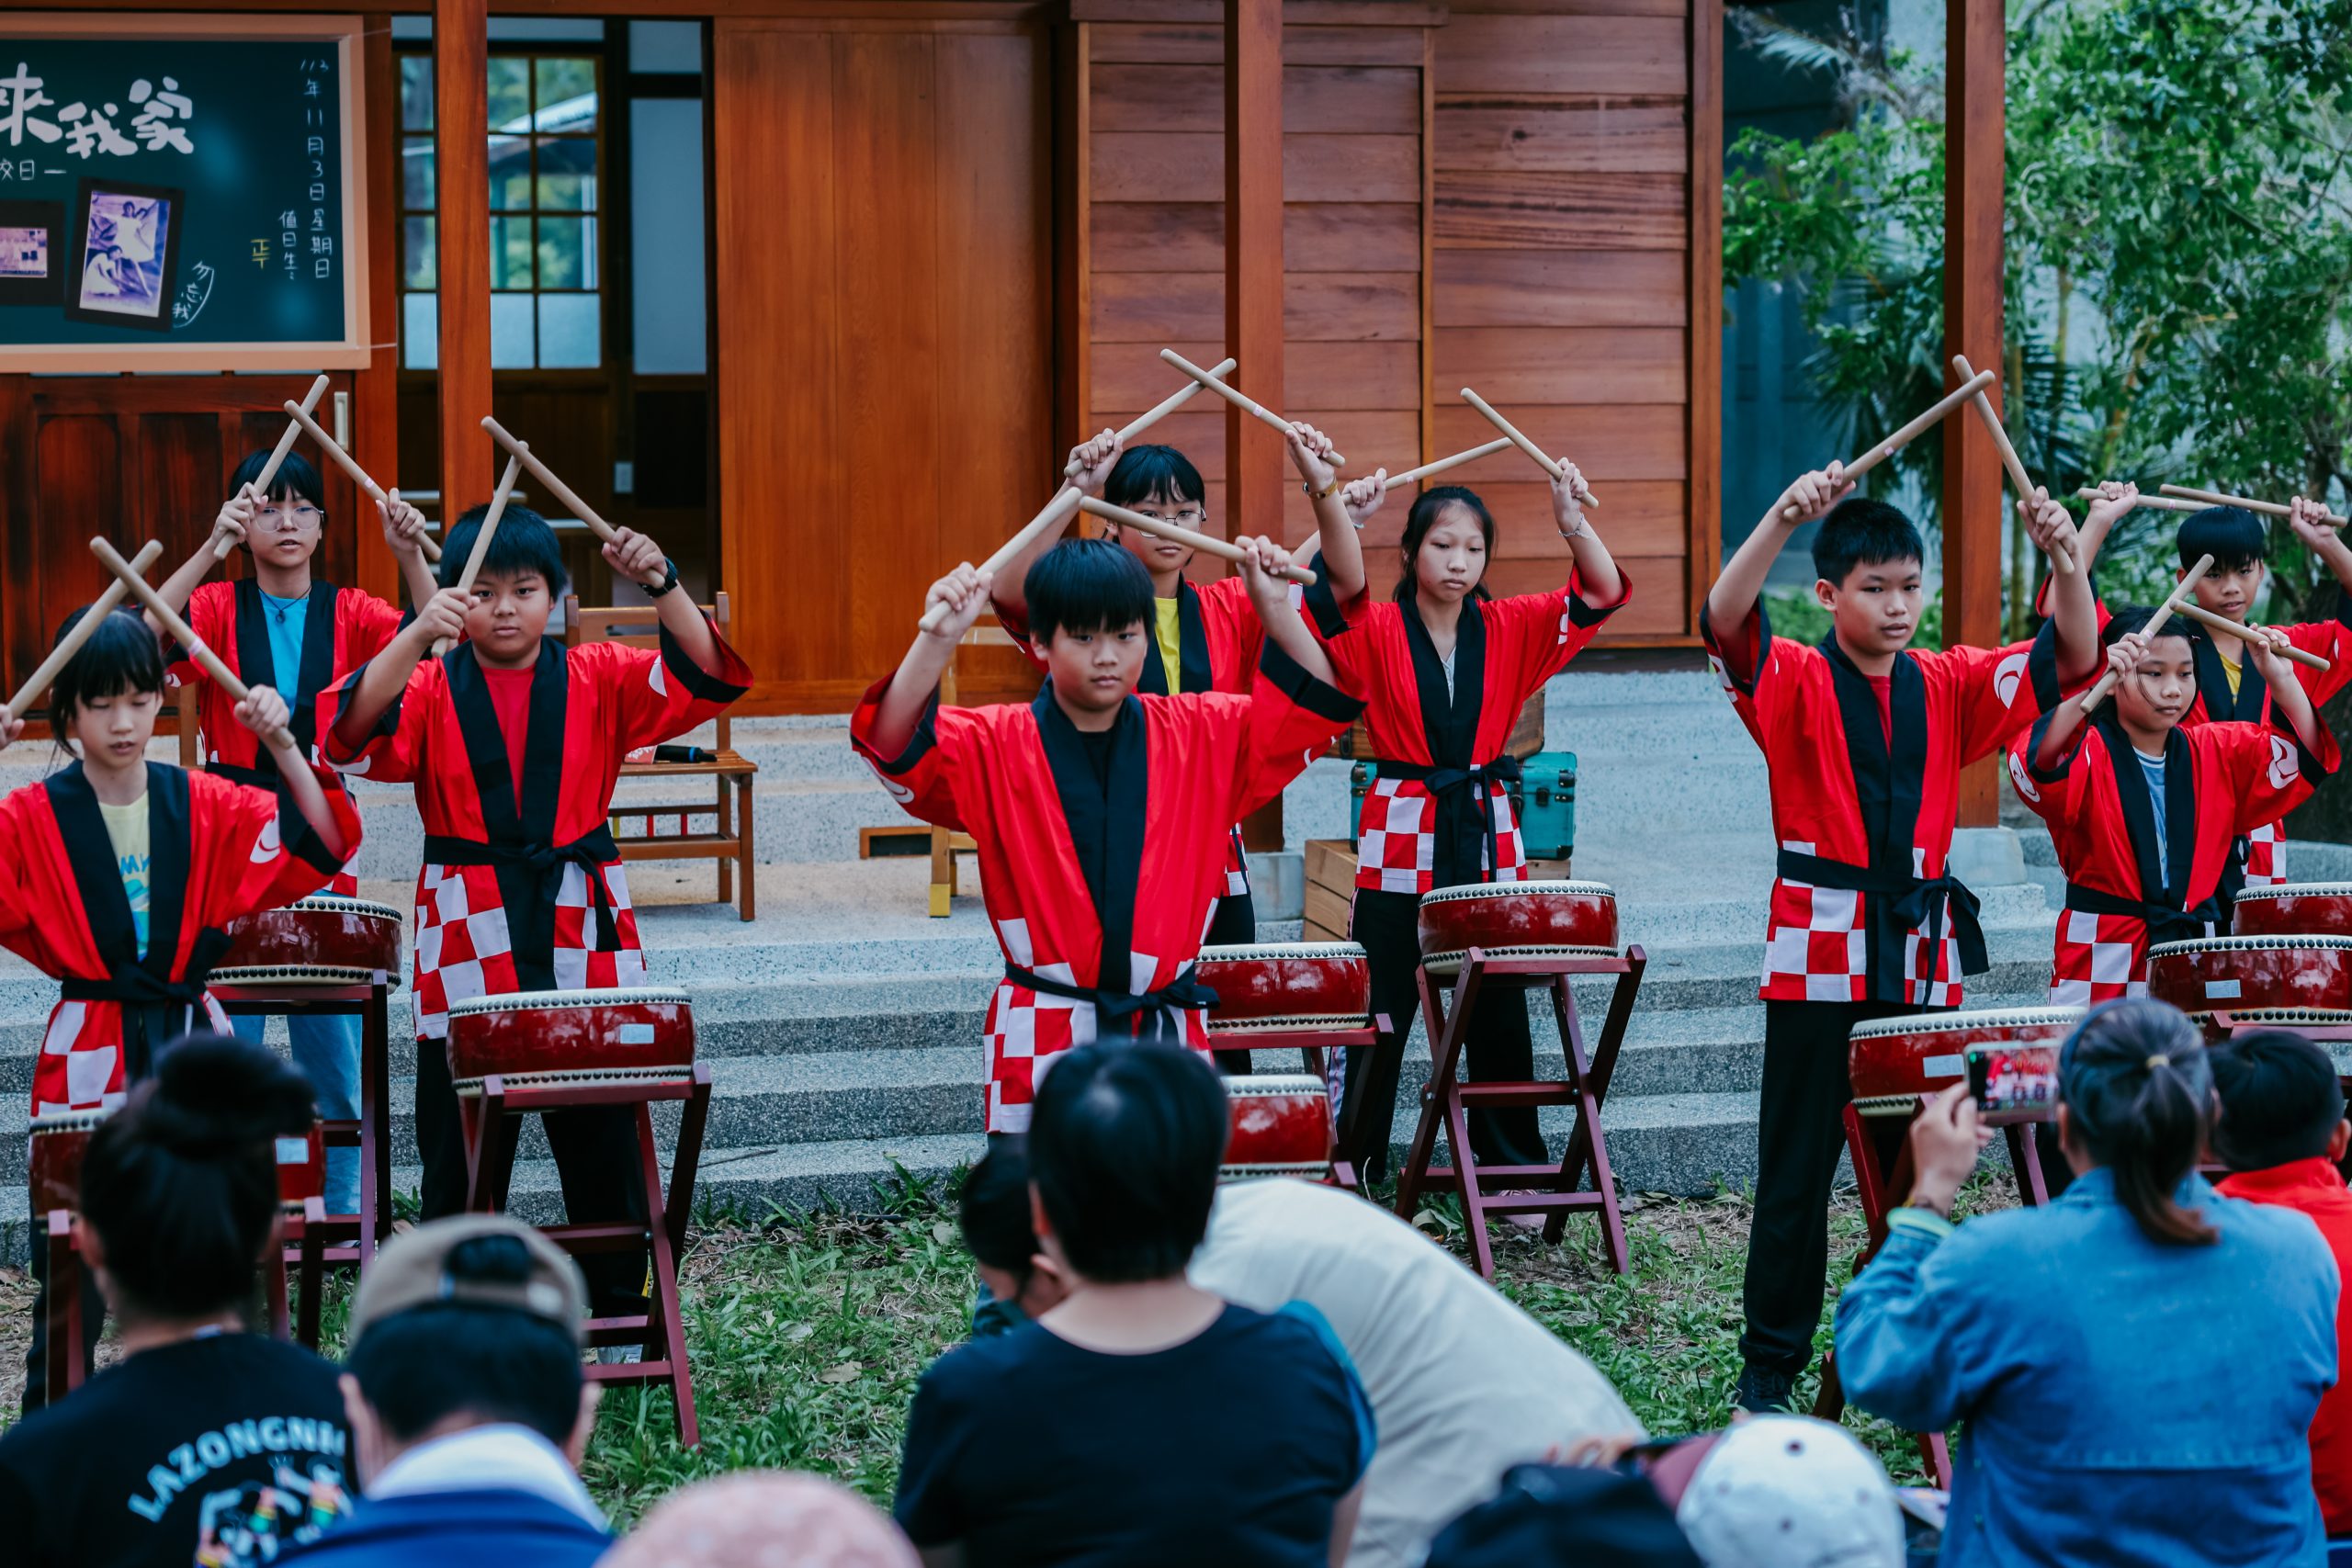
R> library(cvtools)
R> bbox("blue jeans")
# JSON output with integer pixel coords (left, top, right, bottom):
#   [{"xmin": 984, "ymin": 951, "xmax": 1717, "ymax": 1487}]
[{"xmin": 230, "ymin": 1010, "xmax": 362, "ymax": 1216}]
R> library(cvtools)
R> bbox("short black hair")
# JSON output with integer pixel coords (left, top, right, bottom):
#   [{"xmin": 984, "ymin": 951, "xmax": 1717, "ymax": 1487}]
[
  {"xmin": 1811, "ymin": 496, "xmax": 1925, "ymax": 587},
  {"xmin": 440, "ymin": 502, "xmax": 571, "ymax": 597},
  {"xmin": 2211, "ymin": 1030, "xmax": 2346, "ymax": 1172},
  {"xmin": 2177, "ymin": 506, "xmax": 2267, "ymax": 575},
  {"xmin": 1023, "ymin": 537, "xmax": 1154, "ymax": 646},
  {"xmin": 229, "ymin": 449, "xmax": 325, "ymax": 512},
  {"xmin": 79, "ymin": 1033, "xmax": 317, "ymax": 1318},
  {"xmin": 2101, "ymin": 605, "xmax": 2194, "ymax": 648},
  {"xmin": 958, "ymin": 1143, "xmax": 1039, "ymax": 1280},
  {"xmin": 49, "ymin": 605, "xmax": 166, "ymax": 720},
  {"xmin": 344, "ymin": 1233, "xmax": 583, "ymax": 1445},
  {"xmin": 1103, "ymin": 446, "xmax": 1205, "ymax": 511},
  {"xmin": 1027, "ymin": 1043, "xmax": 1227, "ymax": 1282}
]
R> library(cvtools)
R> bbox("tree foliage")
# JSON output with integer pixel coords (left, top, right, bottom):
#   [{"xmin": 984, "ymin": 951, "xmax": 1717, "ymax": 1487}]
[{"xmin": 1724, "ymin": 0, "xmax": 2352, "ymax": 628}]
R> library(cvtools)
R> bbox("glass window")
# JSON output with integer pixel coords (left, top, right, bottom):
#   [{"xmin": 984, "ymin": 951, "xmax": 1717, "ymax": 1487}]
[
  {"xmin": 402, "ymin": 292, "xmax": 438, "ymax": 371},
  {"xmin": 397, "ymin": 49, "xmax": 602, "ymax": 370}
]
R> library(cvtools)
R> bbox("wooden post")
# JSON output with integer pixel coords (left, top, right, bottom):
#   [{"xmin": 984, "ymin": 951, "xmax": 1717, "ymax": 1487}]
[
  {"xmin": 1943, "ymin": 0, "xmax": 2006, "ymax": 827},
  {"xmin": 1688, "ymin": 0, "xmax": 1725, "ymax": 637},
  {"xmin": 354, "ymin": 14, "xmax": 402, "ymax": 605},
  {"xmin": 1226, "ymin": 0, "xmax": 1283, "ymax": 548},
  {"xmin": 435, "ymin": 0, "xmax": 494, "ymax": 527}
]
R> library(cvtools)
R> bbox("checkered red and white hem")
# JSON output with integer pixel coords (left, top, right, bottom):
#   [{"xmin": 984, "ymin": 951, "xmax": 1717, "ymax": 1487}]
[
  {"xmin": 1351, "ymin": 777, "xmax": 1527, "ymax": 896},
  {"xmin": 981, "ymin": 916, "xmax": 1215, "ymax": 1134},
  {"xmin": 410, "ymin": 858, "xmax": 650, "ymax": 1041},
  {"xmin": 1757, "ymin": 840, "xmax": 1962, "ymax": 1006},
  {"xmin": 2047, "ymin": 908, "xmax": 2155, "ymax": 1006},
  {"xmin": 2244, "ymin": 820, "xmax": 2284, "ymax": 889},
  {"xmin": 36, "ymin": 994, "xmax": 234, "ymax": 1116}
]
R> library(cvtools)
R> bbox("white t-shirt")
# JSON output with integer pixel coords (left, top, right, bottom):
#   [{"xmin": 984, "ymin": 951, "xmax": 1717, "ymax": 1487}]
[{"xmin": 1188, "ymin": 1179, "xmax": 1644, "ymax": 1568}]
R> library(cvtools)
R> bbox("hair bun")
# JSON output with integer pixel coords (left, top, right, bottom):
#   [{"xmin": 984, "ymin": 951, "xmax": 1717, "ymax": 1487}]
[{"xmin": 142, "ymin": 1032, "xmax": 317, "ymax": 1156}]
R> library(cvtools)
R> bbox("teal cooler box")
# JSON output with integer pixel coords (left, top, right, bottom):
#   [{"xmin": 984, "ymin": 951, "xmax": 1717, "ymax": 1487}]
[{"xmin": 1349, "ymin": 752, "xmax": 1577, "ymax": 863}]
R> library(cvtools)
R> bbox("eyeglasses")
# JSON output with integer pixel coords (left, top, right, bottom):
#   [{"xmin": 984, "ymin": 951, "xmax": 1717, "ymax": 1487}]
[
  {"xmin": 254, "ymin": 505, "xmax": 323, "ymax": 533},
  {"xmin": 1123, "ymin": 509, "xmax": 1206, "ymax": 529}
]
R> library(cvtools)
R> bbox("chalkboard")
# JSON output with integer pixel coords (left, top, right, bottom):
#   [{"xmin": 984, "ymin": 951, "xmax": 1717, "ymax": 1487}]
[{"xmin": 0, "ymin": 15, "xmax": 368, "ymax": 370}]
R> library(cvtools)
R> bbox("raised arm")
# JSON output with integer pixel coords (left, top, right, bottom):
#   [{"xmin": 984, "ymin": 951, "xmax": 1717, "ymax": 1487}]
[
  {"xmin": 150, "ymin": 487, "xmax": 254, "ymax": 629},
  {"xmin": 2289, "ymin": 497, "xmax": 2352, "ymax": 601},
  {"xmin": 1705, "ymin": 465, "xmax": 1854, "ymax": 640},
  {"xmin": 2021, "ymin": 489, "xmax": 2099, "ymax": 686},
  {"xmin": 992, "ymin": 431, "xmax": 1116, "ymax": 626},
  {"xmin": 2250, "ymin": 626, "xmax": 2324, "ymax": 755},
  {"xmin": 1238, "ymin": 536, "xmax": 1339, "ymax": 688},
  {"xmin": 2033, "ymin": 632, "xmax": 2146, "ymax": 771},
  {"xmin": 1284, "ymin": 423, "xmax": 1363, "ymax": 605},
  {"xmin": 601, "ymin": 526, "xmax": 724, "ymax": 674},
  {"xmin": 379, "ymin": 490, "xmax": 442, "ymax": 608},
  {"xmin": 234, "ymin": 688, "xmax": 348, "ymax": 860},
  {"xmin": 329, "ymin": 587, "xmax": 466, "ymax": 756},
  {"xmin": 871, "ymin": 565, "xmax": 992, "ymax": 761},
  {"xmin": 2075, "ymin": 480, "xmax": 2141, "ymax": 576},
  {"xmin": 1552, "ymin": 462, "xmax": 1621, "ymax": 607}
]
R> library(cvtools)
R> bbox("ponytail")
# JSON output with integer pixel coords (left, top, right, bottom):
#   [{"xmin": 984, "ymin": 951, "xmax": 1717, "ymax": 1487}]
[
  {"xmin": 78, "ymin": 1032, "xmax": 318, "ymax": 1317},
  {"xmin": 2058, "ymin": 999, "xmax": 2217, "ymax": 1247}
]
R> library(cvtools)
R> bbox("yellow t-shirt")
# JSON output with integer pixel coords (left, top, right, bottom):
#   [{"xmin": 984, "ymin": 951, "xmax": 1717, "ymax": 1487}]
[
  {"xmin": 1154, "ymin": 595, "xmax": 1183, "ymax": 694},
  {"xmin": 2220, "ymin": 651, "xmax": 2243, "ymax": 700},
  {"xmin": 97, "ymin": 794, "xmax": 151, "ymax": 959}
]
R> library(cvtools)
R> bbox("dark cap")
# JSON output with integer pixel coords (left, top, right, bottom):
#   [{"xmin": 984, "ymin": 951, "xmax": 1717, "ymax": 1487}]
[
  {"xmin": 347, "ymin": 1214, "xmax": 587, "ymax": 1344},
  {"xmin": 1423, "ymin": 1464, "xmax": 1703, "ymax": 1568}
]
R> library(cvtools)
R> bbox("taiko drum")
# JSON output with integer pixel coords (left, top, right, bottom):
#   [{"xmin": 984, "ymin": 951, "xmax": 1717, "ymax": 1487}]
[
  {"xmin": 1416, "ymin": 880, "xmax": 1619, "ymax": 977},
  {"xmin": 1197, "ymin": 943, "xmax": 1372, "ymax": 1035},
  {"xmin": 2146, "ymin": 935, "xmax": 2352, "ymax": 1018},
  {"xmin": 1221, "ymin": 1074, "xmax": 1335, "ymax": 1181},
  {"xmin": 217, "ymin": 896, "xmax": 404, "ymax": 985},
  {"xmin": 1846, "ymin": 1007, "xmax": 2084, "ymax": 1117},
  {"xmin": 444, "ymin": 987, "xmax": 696, "ymax": 1093},
  {"xmin": 2231, "ymin": 884, "xmax": 2352, "ymax": 940}
]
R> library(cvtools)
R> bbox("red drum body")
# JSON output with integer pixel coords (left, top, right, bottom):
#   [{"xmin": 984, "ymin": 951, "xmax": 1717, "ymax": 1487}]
[
  {"xmin": 218, "ymin": 897, "xmax": 404, "ymax": 985},
  {"xmin": 2184, "ymin": 1008, "xmax": 2352, "ymax": 1043},
  {"xmin": 1416, "ymin": 881, "xmax": 1619, "ymax": 976},
  {"xmin": 1221, "ymin": 1074, "xmax": 1335, "ymax": 1179},
  {"xmin": 275, "ymin": 1122, "xmax": 326, "ymax": 1208},
  {"xmin": 444, "ymin": 987, "xmax": 696, "ymax": 1093},
  {"xmin": 2231, "ymin": 884, "xmax": 2352, "ymax": 940},
  {"xmin": 1847, "ymin": 1007, "xmax": 2084, "ymax": 1117},
  {"xmin": 28, "ymin": 1111, "xmax": 107, "ymax": 1216},
  {"xmin": 2146, "ymin": 937, "xmax": 2352, "ymax": 1017},
  {"xmin": 1197, "ymin": 943, "xmax": 1371, "ymax": 1034}
]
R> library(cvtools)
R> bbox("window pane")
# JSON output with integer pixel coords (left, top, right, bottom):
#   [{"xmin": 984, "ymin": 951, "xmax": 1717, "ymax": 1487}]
[
  {"xmin": 537, "ymin": 293, "xmax": 600, "ymax": 369},
  {"xmin": 401, "ymin": 292, "xmax": 438, "ymax": 370},
  {"xmin": 403, "ymin": 216, "xmax": 436, "ymax": 289},
  {"xmin": 401, "ymin": 136, "xmax": 435, "ymax": 211},
  {"xmin": 535, "ymin": 137, "xmax": 597, "ymax": 211},
  {"xmin": 488, "ymin": 56, "xmax": 531, "ymax": 131},
  {"xmin": 400, "ymin": 55, "xmax": 434, "ymax": 131},
  {"xmin": 488, "ymin": 214, "xmax": 534, "ymax": 288},
  {"xmin": 535, "ymin": 58, "xmax": 597, "ymax": 132},
  {"xmin": 491, "ymin": 292, "xmax": 535, "ymax": 369},
  {"xmin": 488, "ymin": 134, "xmax": 532, "ymax": 210},
  {"xmin": 535, "ymin": 215, "xmax": 594, "ymax": 290}
]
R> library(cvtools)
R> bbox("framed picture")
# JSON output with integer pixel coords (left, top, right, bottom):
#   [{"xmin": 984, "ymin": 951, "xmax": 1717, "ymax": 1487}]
[
  {"xmin": 0, "ymin": 201, "xmax": 63, "ymax": 306},
  {"xmin": 65, "ymin": 178, "xmax": 183, "ymax": 332}
]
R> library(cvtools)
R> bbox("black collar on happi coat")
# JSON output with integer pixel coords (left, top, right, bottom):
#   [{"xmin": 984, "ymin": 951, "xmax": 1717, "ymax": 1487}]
[
  {"xmin": 1822, "ymin": 634, "xmax": 1928, "ymax": 885},
  {"xmin": 2093, "ymin": 709, "xmax": 2199, "ymax": 910},
  {"xmin": 2190, "ymin": 631, "xmax": 2267, "ymax": 724},
  {"xmin": 447, "ymin": 637, "xmax": 571, "ymax": 849},
  {"xmin": 1404, "ymin": 592, "xmax": 1486, "ymax": 771},
  {"xmin": 1032, "ymin": 684, "xmax": 1148, "ymax": 998},
  {"xmin": 231, "ymin": 580, "xmax": 341, "ymax": 775},
  {"xmin": 1134, "ymin": 582, "xmax": 1214, "ymax": 697}
]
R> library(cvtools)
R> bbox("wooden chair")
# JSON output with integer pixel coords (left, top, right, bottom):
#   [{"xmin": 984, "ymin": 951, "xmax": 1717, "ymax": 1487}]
[
  {"xmin": 566, "ymin": 592, "xmax": 758, "ymax": 921},
  {"xmin": 929, "ymin": 623, "xmax": 1018, "ymax": 917}
]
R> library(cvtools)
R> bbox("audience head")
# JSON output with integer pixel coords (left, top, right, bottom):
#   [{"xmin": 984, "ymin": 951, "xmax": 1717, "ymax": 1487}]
[
  {"xmin": 1421, "ymin": 1463, "xmax": 1702, "ymax": 1568},
  {"xmin": 340, "ymin": 1214, "xmax": 594, "ymax": 1485},
  {"xmin": 76, "ymin": 1032, "xmax": 316, "ymax": 1326},
  {"xmin": 2058, "ymin": 998, "xmax": 2217, "ymax": 1246},
  {"xmin": 603, "ymin": 1472, "xmax": 919, "ymax": 1568},
  {"xmin": 1026, "ymin": 1043, "xmax": 1227, "ymax": 1285},
  {"xmin": 1673, "ymin": 1416, "xmax": 1905, "ymax": 1568},
  {"xmin": 2211, "ymin": 1028, "xmax": 2350, "ymax": 1173},
  {"xmin": 958, "ymin": 1142, "xmax": 1070, "ymax": 1321}
]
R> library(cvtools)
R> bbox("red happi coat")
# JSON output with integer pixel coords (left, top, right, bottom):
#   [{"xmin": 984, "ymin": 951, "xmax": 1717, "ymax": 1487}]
[
  {"xmin": 0, "ymin": 761, "xmax": 362, "ymax": 1114},
  {"xmin": 166, "ymin": 579, "xmax": 406, "ymax": 897},
  {"xmin": 2008, "ymin": 707, "xmax": 2335, "ymax": 1004},
  {"xmin": 850, "ymin": 640, "xmax": 1364, "ymax": 1132},
  {"xmin": 1703, "ymin": 598, "xmax": 2053, "ymax": 1006},
  {"xmin": 1320, "ymin": 570, "xmax": 1629, "ymax": 895},
  {"xmin": 324, "ymin": 623, "xmax": 751, "ymax": 1041}
]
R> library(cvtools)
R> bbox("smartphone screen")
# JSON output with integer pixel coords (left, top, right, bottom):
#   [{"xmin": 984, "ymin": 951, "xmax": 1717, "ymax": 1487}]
[{"xmin": 1965, "ymin": 1042, "xmax": 2060, "ymax": 1124}]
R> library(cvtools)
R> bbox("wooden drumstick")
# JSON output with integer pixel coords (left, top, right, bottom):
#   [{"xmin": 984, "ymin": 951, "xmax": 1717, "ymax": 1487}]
[
  {"xmin": 1076, "ymin": 497, "xmax": 1317, "ymax": 584},
  {"xmin": 1458, "ymin": 389, "xmax": 1598, "ymax": 507},
  {"xmin": 2075, "ymin": 487, "xmax": 2203, "ymax": 515},
  {"xmin": 284, "ymin": 399, "xmax": 443, "ymax": 565},
  {"xmin": 1067, "ymin": 357, "xmax": 1238, "ymax": 478},
  {"xmin": 2165, "ymin": 599, "xmax": 2333, "ymax": 671},
  {"xmin": 435, "ymin": 453, "xmax": 525, "ymax": 656},
  {"xmin": 2, "ymin": 539, "xmax": 165, "ymax": 725},
  {"xmin": 92, "ymin": 537, "xmax": 298, "ymax": 752},
  {"xmin": 2082, "ymin": 553, "xmax": 2214, "ymax": 714},
  {"xmin": 1777, "ymin": 370, "xmax": 1998, "ymax": 520},
  {"xmin": 222, "ymin": 376, "xmax": 333, "ymax": 560},
  {"xmin": 481, "ymin": 415, "xmax": 621, "ymax": 546},
  {"xmin": 1386, "ymin": 438, "xmax": 1513, "ymax": 488},
  {"xmin": 2159, "ymin": 482, "xmax": 2350, "ymax": 529},
  {"xmin": 1952, "ymin": 354, "xmax": 2075, "ymax": 577},
  {"xmin": 1159, "ymin": 348, "xmax": 1346, "ymax": 468}
]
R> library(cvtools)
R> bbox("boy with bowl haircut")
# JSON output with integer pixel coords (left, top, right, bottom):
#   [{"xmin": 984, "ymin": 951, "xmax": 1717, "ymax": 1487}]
[{"xmin": 1701, "ymin": 469, "xmax": 2099, "ymax": 1414}]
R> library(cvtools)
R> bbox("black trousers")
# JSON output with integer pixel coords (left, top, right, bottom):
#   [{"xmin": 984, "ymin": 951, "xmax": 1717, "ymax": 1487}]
[
  {"xmin": 1205, "ymin": 886, "xmax": 1260, "ymax": 1077},
  {"xmin": 1343, "ymin": 886, "xmax": 1547, "ymax": 1183},
  {"xmin": 416, "ymin": 1034, "xmax": 650, "ymax": 1315},
  {"xmin": 20, "ymin": 1193, "xmax": 105, "ymax": 1414},
  {"xmin": 1739, "ymin": 997, "xmax": 1928, "ymax": 1377}
]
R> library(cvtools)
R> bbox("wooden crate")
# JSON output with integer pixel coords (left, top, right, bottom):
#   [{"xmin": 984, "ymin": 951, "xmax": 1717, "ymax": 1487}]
[{"xmin": 1304, "ymin": 838, "xmax": 1358, "ymax": 943}]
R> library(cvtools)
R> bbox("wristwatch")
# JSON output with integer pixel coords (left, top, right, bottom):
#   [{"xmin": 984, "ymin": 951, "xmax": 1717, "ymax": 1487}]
[
  {"xmin": 646, "ymin": 557, "xmax": 682, "ymax": 598},
  {"xmin": 1303, "ymin": 477, "xmax": 1340, "ymax": 500}
]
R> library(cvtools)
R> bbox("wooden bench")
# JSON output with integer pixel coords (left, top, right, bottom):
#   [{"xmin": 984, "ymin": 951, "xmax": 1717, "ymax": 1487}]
[{"xmin": 566, "ymin": 592, "xmax": 759, "ymax": 921}]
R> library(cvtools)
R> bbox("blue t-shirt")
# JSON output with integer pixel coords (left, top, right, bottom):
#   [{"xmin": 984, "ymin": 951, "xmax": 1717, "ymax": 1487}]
[
  {"xmin": 2135, "ymin": 749, "xmax": 2168, "ymax": 886},
  {"xmin": 896, "ymin": 1301, "xmax": 1374, "ymax": 1567},
  {"xmin": 260, "ymin": 590, "xmax": 310, "ymax": 705}
]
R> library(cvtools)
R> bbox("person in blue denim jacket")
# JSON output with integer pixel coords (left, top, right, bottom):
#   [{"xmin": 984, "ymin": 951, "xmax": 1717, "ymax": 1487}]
[{"xmin": 1836, "ymin": 998, "xmax": 2338, "ymax": 1567}]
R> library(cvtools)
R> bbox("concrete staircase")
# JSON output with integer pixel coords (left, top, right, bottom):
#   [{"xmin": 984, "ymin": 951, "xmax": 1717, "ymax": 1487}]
[{"xmin": 0, "ymin": 660, "xmax": 2077, "ymax": 1253}]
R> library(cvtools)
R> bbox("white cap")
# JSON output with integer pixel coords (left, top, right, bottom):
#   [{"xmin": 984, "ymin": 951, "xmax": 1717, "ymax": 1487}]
[{"xmin": 1674, "ymin": 1415, "xmax": 1905, "ymax": 1568}]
